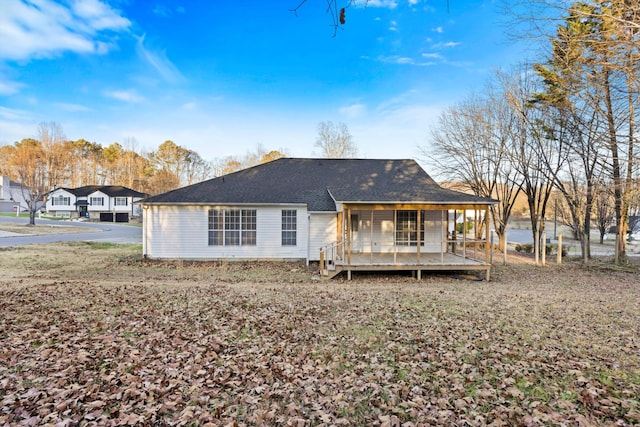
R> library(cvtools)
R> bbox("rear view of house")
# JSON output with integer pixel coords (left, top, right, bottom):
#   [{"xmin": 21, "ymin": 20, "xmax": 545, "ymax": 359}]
[
  {"xmin": 46, "ymin": 185, "xmax": 146, "ymax": 222},
  {"xmin": 140, "ymin": 158, "xmax": 498, "ymax": 279}
]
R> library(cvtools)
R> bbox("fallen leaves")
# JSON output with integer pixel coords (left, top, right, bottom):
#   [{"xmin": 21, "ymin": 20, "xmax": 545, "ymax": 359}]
[{"xmin": 0, "ymin": 244, "xmax": 639, "ymax": 425}]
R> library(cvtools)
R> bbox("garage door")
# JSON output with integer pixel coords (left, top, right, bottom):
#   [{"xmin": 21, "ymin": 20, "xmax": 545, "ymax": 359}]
[
  {"xmin": 100, "ymin": 212, "xmax": 113, "ymax": 222},
  {"xmin": 115, "ymin": 213, "xmax": 129, "ymax": 222}
]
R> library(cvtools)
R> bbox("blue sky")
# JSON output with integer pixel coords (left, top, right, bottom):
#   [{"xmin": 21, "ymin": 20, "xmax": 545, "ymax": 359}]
[{"xmin": 0, "ymin": 0, "xmax": 527, "ymax": 163}]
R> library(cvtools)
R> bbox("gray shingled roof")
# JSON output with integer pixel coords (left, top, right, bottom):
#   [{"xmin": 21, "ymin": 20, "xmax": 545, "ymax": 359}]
[
  {"xmin": 63, "ymin": 185, "xmax": 146, "ymax": 198},
  {"xmin": 141, "ymin": 158, "xmax": 496, "ymax": 211}
]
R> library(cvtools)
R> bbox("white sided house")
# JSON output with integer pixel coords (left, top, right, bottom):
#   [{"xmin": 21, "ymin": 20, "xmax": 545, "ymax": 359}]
[
  {"xmin": 140, "ymin": 158, "xmax": 498, "ymax": 279},
  {"xmin": 46, "ymin": 185, "xmax": 146, "ymax": 222},
  {"xmin": 0, "ymin": 176, "xmax": 31, "ymax": 213}
]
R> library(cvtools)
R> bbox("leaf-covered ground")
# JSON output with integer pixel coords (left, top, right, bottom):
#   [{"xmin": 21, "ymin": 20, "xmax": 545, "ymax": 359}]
[{"xmin": 1, "ymin": 242, "xmax": 639, "ymax": 426}]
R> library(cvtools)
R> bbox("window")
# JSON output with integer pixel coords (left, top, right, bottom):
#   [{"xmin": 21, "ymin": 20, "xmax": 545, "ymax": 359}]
[
  {"xmin": 114, "ymin": 197, "xmax": 128, "ymax": 206},
  {"xmin": 395, "ymin": 211, "xmax": 424, "ymax": 246},
  {"xmin": 242, "ymin": 209, "xmax": 257, "ymax": 245},
  {"xmin": 51, "ymin": 195, "xmax": 70, "ymax": 206},
  {"xmin": 208, "ymin": 210, "xmax": 223, "ymax": 246},
  {"xmin": 208, "ymin": 209, "xmax": 257, "ymax": 246},
  {"xmin": 90, "ymin": 197, "xmax": 104, "ymax": 206},
  {"xmin": 282, "ymin": 210, "xmax": 297, "ymax": 246},
  {"xmin": 225, "ymin": 209, "xmax": 240, "ymax": 245}
]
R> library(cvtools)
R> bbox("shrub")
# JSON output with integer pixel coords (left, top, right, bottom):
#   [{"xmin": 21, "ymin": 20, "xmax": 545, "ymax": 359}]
[
  {"xmin": 514, "ymin": 243, "xmax": 568, "ymax": 257},
  {"xmin": 456, "ymin": 220, "xmax": 474, "ymax": 234}
]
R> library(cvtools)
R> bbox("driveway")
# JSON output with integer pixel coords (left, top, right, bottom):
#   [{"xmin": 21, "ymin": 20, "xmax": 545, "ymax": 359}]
[{"xmin": 0, "ymin": 216, "xmax": 142, "ymax": 247}]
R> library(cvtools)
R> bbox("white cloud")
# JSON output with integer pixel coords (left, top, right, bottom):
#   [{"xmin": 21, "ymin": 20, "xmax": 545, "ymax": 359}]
[
  {"xmin": 53, "ymin": 102, "xmax": 92, "ymax": 112},
  {"xmin": 181, "ymin": 102, "xmax": 198, "ymax": 110},
  {"xmin": 367, "ymin": 0, "xmax": 398, "ymax": 8},
  {"xmin": 0, "ymin": 107, "xmax": 33, "ymax": 144},
  {"xmin": 0, "ymin": 106, "xmax": 31, "ymax": 121},
  {"xmin": 0, "ymin": 0, "xmax": 131, "ymax": 61},
  {"xmin": 152, "ymin": 4, "xmax": 171, "ymax": 17},
  {"xmin": 377, "ymin": 55, "xmax": 415, "ymax": 65},
  {"xmin": 408, "ymin": 0, "xmax": 419, "ymax": 5},
  {"xmin": 135, "ymin": 33, "xmax": 186, "ymax": 84},
  {"xmin": 421, "ymin": 53, "xmax": 443, "ymax": 59},
  {"xmin": 153, "ymin": 4, "xmax": 186, "ymax": 17},
  {"xmin": 0, "ymin": 77, "xmax": 24, "ymax": 95},
  {"xmin": 432, "ymin": 41, "xmax": 461, "ymax": 49},
  {"xmin": 339, "ymin": 103, "xmax": 366, "ymax": 119},
  {"xmin": 71, "ymin": 0, "xmax": 130, "ymax": 31},
  {"xmin": 432, "ymin": 26, "xmax": 443, "ymax": 33},
  {"xmin": 103, "ymin": 89, "xmax": 144, "ymax": 103}
]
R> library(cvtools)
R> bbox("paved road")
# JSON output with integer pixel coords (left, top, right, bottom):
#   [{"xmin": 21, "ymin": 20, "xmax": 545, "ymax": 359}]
[{"xmin": 0, "ymin": 216, "xmax": 142, "ymax": 246}]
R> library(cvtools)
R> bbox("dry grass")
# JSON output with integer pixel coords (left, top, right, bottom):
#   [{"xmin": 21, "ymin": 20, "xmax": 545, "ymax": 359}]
[
  {"xmin": 0, "ymin": 222, "xmax": 97, "ymax": 236},
  {"xmin": 1, "ymin": 243, "xmax": 639, "ymax": 426}
]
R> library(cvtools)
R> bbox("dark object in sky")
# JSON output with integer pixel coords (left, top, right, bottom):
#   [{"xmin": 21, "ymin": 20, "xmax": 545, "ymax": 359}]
[{"xmin": 339, "ymin": 7, "xmax": 345, "ymax": 25}]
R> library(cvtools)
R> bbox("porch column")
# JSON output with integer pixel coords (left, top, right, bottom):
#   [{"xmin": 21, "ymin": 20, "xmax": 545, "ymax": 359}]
[
  {"xmin": 485, "ymin": 206, "xmax": 491, "ymax": 281},
  {"xmin": 393, "ymin": 209, "xmax": 397, "ymax": 264},
  {"xmin": 370, "ymin": 210, "xmax": 374, "ymax": 263},
  {"xmin": 462, "ymin": 209, "xmax": 467, "ymax": 260},
  {"xmin": 416, "ymin": 209, "xmax": 421, "ymax": 265},
  {"xmin": 346, "ymin": 206, "xmax": 351, "ymax": 266},
  {"xmin": 441, "ymin": 209, "xmax": 446, "ymax": 264}
]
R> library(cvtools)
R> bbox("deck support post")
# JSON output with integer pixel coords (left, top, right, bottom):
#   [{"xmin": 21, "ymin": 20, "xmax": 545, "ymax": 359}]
[
  {"xmin": 346, "ymin": 207, "xmax": 352, "ymax": 266},
  {"xmin": 347, "ymin": 270, "xmax": 352, "ymax": 281},
  {"xmin": 417, "ymin": 269, "xmax": 421, "ymax": 280},
  {"xmin": 557, "ymin": 233, "xmax": 563, "ymax": 265},
  {"xmin": 393, "ymin": 210, "xmax": 397, "ymax": 264},
  {"xmin": 370, "ymin": 210, "xmax": 374, "ymax": 263},
  {"xmin": 417, "ymin": 209, "xmax": 421, "ymax": 265},
  {"xmin": 484, "ymin": 207, "xmax": 491, "ymax": 265}
]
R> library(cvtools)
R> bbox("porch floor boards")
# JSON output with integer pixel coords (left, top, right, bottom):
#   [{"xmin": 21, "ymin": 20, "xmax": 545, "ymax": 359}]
[{"xmin": 337, "ymin": 252, "xmax": 489, "ymax": 271}]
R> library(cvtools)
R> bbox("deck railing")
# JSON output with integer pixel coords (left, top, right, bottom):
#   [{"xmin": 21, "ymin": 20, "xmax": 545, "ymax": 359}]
[{"xmin": 319, "ymin": 240, "xmax": 345, "ymax": 277}]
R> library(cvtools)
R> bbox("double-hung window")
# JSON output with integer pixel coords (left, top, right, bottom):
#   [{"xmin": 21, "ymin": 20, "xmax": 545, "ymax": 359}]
[
  {"xmin": 114, "ymin": 197, "xmax": 128, "ymax": 206},
  {"xmin": 395, "ymin": 210, "xmax": 424, "ymax": 246},
  {"xmin": 281, "ymin": 210, "xmax": 297, "ymax": 246},
  {"xmin": 208, "ymin": 209, "xmax": 256, "ymax": 246},
  {"xmin": 52, "ymin": 195, "xmax": 70, "ymax": 206},
  {"xmin": 90, "ymin": 197, "xmax": 104, "ymax": 206}
]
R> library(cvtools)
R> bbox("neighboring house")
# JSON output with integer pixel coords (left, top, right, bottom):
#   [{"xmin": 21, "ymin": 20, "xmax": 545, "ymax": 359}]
[
  {"xmin": 140, "ymin": 158, "xmax": 498, "ymax": 280},
  {"xmin": 0, "ymin": 176, "xmax": 31, "ymax": 213},
  {"xmin": 46, "ymin": 185, "xmax": 146, "ymax": 222}
]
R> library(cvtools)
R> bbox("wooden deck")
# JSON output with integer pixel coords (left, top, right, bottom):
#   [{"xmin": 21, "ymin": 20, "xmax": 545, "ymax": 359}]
[{"xmin": 326, "ymin": 251, "xmax": 491, "ymax": 280}]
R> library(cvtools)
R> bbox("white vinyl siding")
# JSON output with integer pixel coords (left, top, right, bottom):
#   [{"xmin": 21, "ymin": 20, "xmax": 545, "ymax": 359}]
[
  {"xmin": 308, "ymin": 213, "xmax": 337, "ymax": 261},
  {"xmin": 88, "ymin": 191, "xmax": 110, "ymax": 212},
  {"xmin": 45, "ymin": 189, "xmax": 76, "ymax": 214},
  {"xmin": 144, "ymin": 205, "xmax": 308, "ymax": 260},
  {"xmin": 349, "ymin": 210, "xmax": 444, "ymax": 253}
]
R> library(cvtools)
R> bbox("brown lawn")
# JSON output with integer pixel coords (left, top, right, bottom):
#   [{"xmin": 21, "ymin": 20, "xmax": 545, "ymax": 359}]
[
  {"xmin": 0, "ymin": 242, "xmax": 639, "ymax": 426},
  {"xmin": 0, "ymin": 222, "xmax": 97, "ymax": 236}
]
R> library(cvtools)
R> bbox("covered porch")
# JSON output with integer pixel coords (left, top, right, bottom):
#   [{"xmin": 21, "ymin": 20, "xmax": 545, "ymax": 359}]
[{"xmin": 319, "ymin": 203, "xmax": 493, "ymax": 280}]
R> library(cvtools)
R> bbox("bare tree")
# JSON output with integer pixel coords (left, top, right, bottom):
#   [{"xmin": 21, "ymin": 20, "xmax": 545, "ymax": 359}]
[
  {"xmin": 423, "ymin": 92, "xmax": 522, "ymax": 251},
  {"xmin": 37, "ymin": 121, "xmax": 67, "ymax": 188},
  {"xmin": 6, "ymin": 139, "xmax": 48, "ymax": 225},
  {"xmin": 595, "ymin": 180, "xmax": 616, "ymax": 244},
  {"xmin": 211, "ymin": 145, "xmax": 288, "ymax": 178},
  {"xmin": 511, "ymin": 0, "xmax": 640, "ymax": 262},
  {"xmin": 497, "ymin": 68, "xmax": 564, "ymax": 260},
  {"xmin": 315, "ymin": 121, "xmax": 358, "ymax": 158}
]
